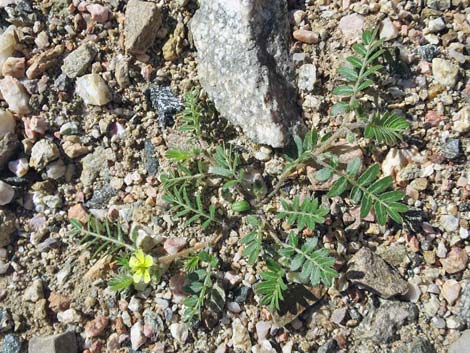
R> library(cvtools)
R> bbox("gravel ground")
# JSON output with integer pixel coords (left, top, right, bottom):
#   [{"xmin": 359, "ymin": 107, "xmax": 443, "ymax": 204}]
[{"xmin": 1, "ymin": 0, "xmax": 470, "ymax": 352}]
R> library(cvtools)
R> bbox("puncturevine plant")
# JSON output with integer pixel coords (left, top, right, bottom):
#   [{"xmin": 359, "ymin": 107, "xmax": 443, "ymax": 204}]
[{"xmin": 70, "ymin": 29, "xmax": 410, "ymax": 322}]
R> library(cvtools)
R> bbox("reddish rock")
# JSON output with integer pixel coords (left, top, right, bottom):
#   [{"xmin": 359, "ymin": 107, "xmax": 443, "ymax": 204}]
[
  {"xmin": 442, "ymin": 247, "xmax": 468, "ymax": 274},
  {"xmin": 85, "ymin": 316, "xmax": 109, "ymax": 338},
  {"xmin": 293, "ymin": 29, "xmax": 319, "ymax": 44},
  {"xmin": 68, "ymin": 204, "xmax": 89, "ymax": 224},
  {"xmin": 48, "ymin": 292, "xmax": 71, "ymax": 313}
]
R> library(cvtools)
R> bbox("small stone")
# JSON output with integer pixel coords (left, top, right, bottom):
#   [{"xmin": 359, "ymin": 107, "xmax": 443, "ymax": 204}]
[
  {"xmin": 28, "ymin": 332, "xmax": 77, "ymax": 353},
  {"xmin": 232, "ymin": 318, "xmax": 252, "ymax": 351},
  {"xmin": 76, "ymin": 74, "xmax": 111, "ymax": 106},
  {"xmin": 86, "ymin": 4, "xmax": 109, "ymax": 23},
  {"xmin": 339, "ymin": 14, "xmax": 365, "ymax": 41},
  {"xmin": 3, "ymin": 334, "xmax": 21, "ymax": 353},
  {"xmin": 410, "ymin": 178, "xmax": 428, "ymax": 191},
  {"xmin": 2, "ymin": 57, "xmax": 25, "ymax": 78},
  {"xmin": 431, "ymin": 316, "xmax": 446, "ymax": 329},
  {"xmin": 297, "ymin": 64, "xmax": 316, "ymax": 92},
  {"xmin": 163, "ymin": 238, "xmax": 187, "ymax": 255},
  {"xmin": 442, "ymin": 247, "xmax": 468, "ymax": 274},
  {"xmin": 0, "ymin": 109, "xmax": 15, "ymax": 137},
  {"xmin": 130, "ymin": 321, "xmax": 146, "ymax": 350},
  {"xmin": 30, "ymin": 139, "xmax": 60, "ymax": 171},
  {"xmin": 317, "ymin": 340, "xmax": 338, "ymax": 353},
  {"xmin": 68, "ymin": 204, "xmax": 89, "ymax": 224},
  {"xmin": 128, "ymin": 297, "xmax": 142, "ymax": 313},
  {"xmin": 442, "ymin": 279, "xmax": 461, "ymax": 305},
  {"xmin": 135, "ymin": 230, "xmax": 159, "ymax": 252},
  {"xmin": 454, "ymin": 106, "xmax": 470, "ymax": 134},
  {"xmin": 346, "ymin": 247, "xmax": 409, "ymax": 298},
  {"xmin": 0, "ymin": 76, "xmax": 30, "ymax": 115},
  {"xmin": 24, "ymin": 117, "xmax": 48, "ymax": 139},
  {"xmin": 331, "ymin": 307, "xmax": 348, "ymax": 325},
  {"xmin": 0, "ymin": 26, "xmax": 17, "ymax": 72},
  {"xmin": 380, "ymin": 18, "xmax": 399, "ymax": 41},
  {"xmin": 441, "ymin": 215, "xmax": 459, "ymax": 233},
  {"xmin": 45, "ymin": 160, "xmax": 66, "ymax": 180},
  {"xmin": 359, "ymin": 301, "xmax": 418, "ymax": 343},
  {"xmin": 23, "ymin": 279, "xmax": 44, "ymax": 303},
  {"xmin": 59, "ymin": 122, "xmax": 79, "ymax": 135},
  {"xmin": 57, "ymin": 309, "xmax": 81, "ymax": 324},
  {"xmin": 292, "ymin": 29, "xmax": 319, "ymax": 44},
  {"xmin": 124, "ymin": 0, "xmax": 162, "ymax": 53},
  {"xmin": 61, "ymin": 44, "xmax": 97, "ymax": 78},
  {"xmin": 0, "ymin": 180, "xmax": 14, "ymax": 206},
  {"xmin": 436, "ymin": 242, "xmax": 448, "ymax": 258},
  {"xmin": 441, "ymin": 139, "xmax": 460, "ymax": 160},
  {"xmin": 255, "ymin": 321, "xmax": 271, "ymax": 342},
  {"xmin": 447, "ymin": 316, "xmax": 462, "ymax": 330},
  {"xmin": 396, "ymin": 336, "xmax": 436, "ymax": 353},
  {"xmin": 227, "ymin": 301, "xmax": 241, "ymax": 314},
  {"xmin": 169, "ymin": 323, "xmax": 188, "ymax": 344},
  {"xmin": 432, "ymin": 58, "xmax": 459, "ymax": 88},
  {"xmin": 427, "ymin": 17, "xmax": 446, "ymax": 33},
  {"xmin": 147, "ymin": 85, "xmax": 183, "ymax": 128},
  {"xmin": 48, "ymin": 292, "xmax": 71, "ymax": 313},
  {"xmin": 426, "ymin": 0, "xmax": 450, "ymax": 10},
  {"xmin": 84, "ymin": 316, "xmax": 109, "ymax": 338}
]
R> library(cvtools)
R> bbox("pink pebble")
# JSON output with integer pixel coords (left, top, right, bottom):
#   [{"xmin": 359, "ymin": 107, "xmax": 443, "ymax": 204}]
[{"xmin": 86, "ymin": 4, "xmax": 109, "ymax": 23}]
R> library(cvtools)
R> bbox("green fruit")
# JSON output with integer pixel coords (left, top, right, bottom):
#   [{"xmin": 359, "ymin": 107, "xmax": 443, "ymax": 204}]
[{"xmin": 232, "ymin": 200, "xmax": 250, "ymax": 212}]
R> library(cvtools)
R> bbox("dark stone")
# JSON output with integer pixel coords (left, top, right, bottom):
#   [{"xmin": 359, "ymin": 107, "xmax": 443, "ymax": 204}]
[
  {"xmin": 0, "ymin": 308, "xmax": 13, "ymax": 334},
  {"xmin": 441, "ymin": 139, "xmax": 460, "ymax": 160},
  {"xmin": 147, "ymin": 85, "xmax": 183, "ymax": 127},
  {"xmin": 143, "ymin": 139, "xmax": 159, "ymax": 176},
  {"xmin": 85, "ymin": 185, "xmax": 117, "ymax": 209},
  {"xmin": 233, "ymin": 286, "xmax": 251, "ymax": 304},
  {"xmin": 317, "ymin": 339, "xmax": 338, "ymax": 353},
  {"xmin": 417, "ymin": 45, "xmax": 439, "ymax": 61},
  {"xmin": 2, "ymin": 335, "xmax": 21, "ymax": 353},
  {"xmin": 358, "ymin": 301, "xmax": 419, "ymax": 343}
]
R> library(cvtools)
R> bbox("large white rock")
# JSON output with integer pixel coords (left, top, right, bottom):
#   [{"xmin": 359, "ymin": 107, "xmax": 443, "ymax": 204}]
[
  {"xmin": 76, "ymin": 74, "xmax": 111, "ymax": 106},
  {"xmin": 0, "ymin": 26, "xmax": 17, "ymax": 77},
  {"xmin": 0, "ymin": 76, "xmax": 30, "ymax": 115},
  {"xmin": 190, "ymin": 0, "xmax": 300, "ymax": 147}
]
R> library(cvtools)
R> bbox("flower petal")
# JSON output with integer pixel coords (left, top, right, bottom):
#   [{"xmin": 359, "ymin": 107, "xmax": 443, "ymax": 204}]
[
  {"xmin": 129, "ymin": 256, "xmax": 138, "ymax": 268},
  {"xmin": 143, "ymin": 271, "xmax": 151, "ymax": 284},
  {"xmin": 143, "ymin": 255, "xmax": 153, "ymax": 268},
  {"xmin": 133, "ymin": 271, "xmax": 143, "ymax": 283},
  {"xmin": 135, "ymin": 249, "xmax": 145, "ymax": 263}
]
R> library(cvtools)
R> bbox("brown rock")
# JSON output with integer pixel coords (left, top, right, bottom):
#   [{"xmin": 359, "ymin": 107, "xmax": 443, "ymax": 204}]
[
  {"xmin": 2, "ymin": 57, "xmax": 25, "ymax": 78},
  {"xmin": 48, "ymin": 292, "xmax": 71, "ymax": 313},
  {"xmin": 84, "ymin": 316, "xmax": 109, "ymax": 338},
  {"xmin": 124, "ymin": 0, "xmax": 162, "ymax": 54},
  {"xmin": 293, "ymin": 29, "xmax": 319, "ymax": 44},
  {"xmin": 26, "ymin": 45, "xmax": 64, "ymax": 79},
  {"xmin": 68, "ymin": 204, "xmax": 89, "ymax": 224},
  {"xmin": 442, "ymin": 247, "xmax": 468, "ymax": 274}
]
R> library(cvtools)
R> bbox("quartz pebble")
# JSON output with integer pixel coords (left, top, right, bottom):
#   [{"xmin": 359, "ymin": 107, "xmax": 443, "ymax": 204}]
[
  {"xmin": 442, "ymin": 247, "xmax": 468, "ymax": 274},
  {"xmin": 0, "ymin": 26, "xmax": 17, "ymax": 73},
  {"xmin": 0, "ymin": 180, "xmax": 14, "ymax": 206},
  {"xmin": 0, "ymin": 76, "xmax": 30, "ymax": 115},
  {"xmin": 30, "ymin": 139, "xmax": 60, "ymax": 171},
  {"xmin": 432, "ymin": 58, "xmax": 459, "ymax": 88},
  {"xmin": 442, "ymin": 279, "xmax": 461, "ymax": 305},
  {"xmin": 380, "ymin": 18, "xmax": 399, "ymax": 40},
  {"xmin": 339, "ymin": 14, "xmax": 364, "ymax": 41},
  {"xmin": 292, "ymin": 29, "xmax": 319, "ymax": 44},
  {"xmin": 76, "ymin": 74, "xmax": 111, "ymax": 106},
  {"xmin": 169, "ymin": 323, "xmax": 188, "ymax": 344}
]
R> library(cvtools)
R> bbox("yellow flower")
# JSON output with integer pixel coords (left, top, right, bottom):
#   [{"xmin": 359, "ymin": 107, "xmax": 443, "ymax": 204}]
[{"xmin": 129, "ymin": 249, "xmax": 153, "ymax": 284}]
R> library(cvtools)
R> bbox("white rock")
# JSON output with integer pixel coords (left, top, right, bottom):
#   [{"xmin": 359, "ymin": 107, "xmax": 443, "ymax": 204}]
[
  {"xmin": 380, "ymin": 18, "xmax": 399, "ymax": 41},
  {"xmin": 30, "ymin": 139, "xmax": 60, "ymax": 171},
  {"xmin": 8, "ymin": 158, "xmax": 28, "ymax": 177},
  {"xmin": 232, "ymin": 318, "xmax": 252, "ymax": 351},
  {"xmin": 0, "ymin": 26, "xmax": 17, "ymax": 76},
  {"xmin": 454, "ymin": 106, "xmax": 470, "ymax": 134},
  {"xmin": 128, "ymin": 296, "xmax": 142, "ymax": 313},
  {"xmin": 427, "ymin": 17, "xmax": 446, "ymax": 33},
  {"xmin": 432, "ymin": 58, "xmax": 459, "ymax": 88},
  {"xmin": 57, "ymin": 308, "xmax": 81, "ymax": 323},
  {"xmin": 130, "ymin": 321, "xmax": 146, "ymax": 350},
  {"xmin": 338, "ymin": 14, "xmax": 364, "ymax": 42},
  {"xmin": 45, "ymin": 159, "xmax": 66, "ymax": 180},
  {"xmin": 169, "ymin": 323, "xmax": 188, "ymax": 344},
  {"xmin": 23, "ymin": 279, "xmax": 44, "ymax": 302},
  {"xmin": 255, "ymin": 321, "xmax": 271, "ymax": 342},
  {"xmin": 381, "ymin": 148, "xmax": 413, "ymax": 176},
  {"xmin": 0, "ymin": 76, "xmax": 30, "ymax": 115},
  {"xmin": 0, "ymin": 109, "xmax": 15, "ymax": 136},
  {"xmin": 297, "ymin": 64, "xmax": 316, "ymax": 92},
  {"xmin": 76, "ymin": 74, "xmax": 111, "ymax": 106},
  {"xmin": 0, "ymin": 180, "xmax": 14, "ymax": 206}
]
